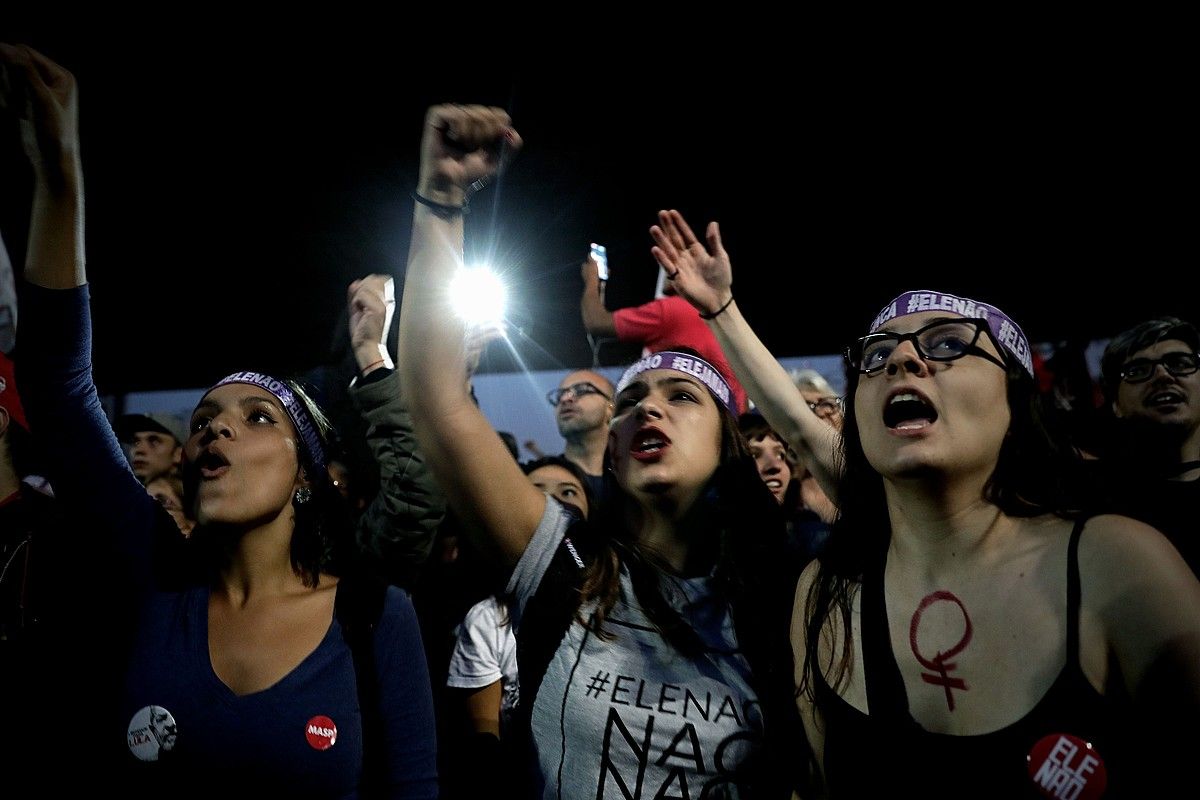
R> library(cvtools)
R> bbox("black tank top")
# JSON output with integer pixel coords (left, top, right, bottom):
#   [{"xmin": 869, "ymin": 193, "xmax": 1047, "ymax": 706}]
[{"xmin": 817, "ymin": 518, "xmax": 1131, "ymax": 798}]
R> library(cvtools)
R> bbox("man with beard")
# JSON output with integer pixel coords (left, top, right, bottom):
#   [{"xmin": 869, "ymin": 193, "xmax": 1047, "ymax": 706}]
[
  {"xmin": 1096, "ymin": 316, "xmax": 1200, "ymax": 577},
  {"xmin": 546, "ymin": 369, "xmax": 613, "ymax": 505}
]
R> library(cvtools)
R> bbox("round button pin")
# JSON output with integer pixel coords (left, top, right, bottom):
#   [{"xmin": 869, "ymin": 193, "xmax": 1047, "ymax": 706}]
[
  {"xmin": 127, "ymin": 705, "xmax": 179, "ymax": 762},
  {"xmin": 305, "ymin": 715, "xmax": 338, "ymax": 750},
  {"xmin": 1027, "ymin": 733, "xmax": 1107, "ymax": 799}
]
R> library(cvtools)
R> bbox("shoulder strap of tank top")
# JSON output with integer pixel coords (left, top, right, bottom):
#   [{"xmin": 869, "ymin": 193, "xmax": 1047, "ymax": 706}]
[
  {"xmin": 862, "ymin": 539, "xmax": 911, "ymax": 724},
  {"xmin": 1066, "ymin": 515, "xmax": 1089, "ymax": 662}
]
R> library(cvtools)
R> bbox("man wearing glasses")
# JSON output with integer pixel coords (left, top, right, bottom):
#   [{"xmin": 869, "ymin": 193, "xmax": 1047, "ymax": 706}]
[
  {"xmin": 546, "ymin": 370, "xmax": 615, "ymax": 505},
  {"xmin": 1096, "ymin": 316, "xmax": 1200, "ymax": 577},
  {"xmin": 792, "ymin": 368, "xmax": 844, "ymax": 431}
]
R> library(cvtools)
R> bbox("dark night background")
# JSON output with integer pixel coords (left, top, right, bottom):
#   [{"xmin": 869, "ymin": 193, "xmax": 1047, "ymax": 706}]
[{"xmin": 2, "ymin": 22, "xmax": 1193, "ymax": 394}]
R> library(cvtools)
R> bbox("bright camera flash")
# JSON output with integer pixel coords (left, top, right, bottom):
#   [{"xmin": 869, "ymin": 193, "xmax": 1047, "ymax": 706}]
[{"xmin": 450, "ymin": 265, "xmax": 507, "ymax": 326}]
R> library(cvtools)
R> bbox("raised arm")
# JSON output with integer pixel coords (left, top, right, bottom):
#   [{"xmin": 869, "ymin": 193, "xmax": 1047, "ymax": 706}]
[
  {"xmin": 2, "ymin": 44, "xmax": 166, "ymax": 583},
  {"xmin": 579, "ymin": 252, "xmax": 617, "ymax": 336},
  {"xmin": 650, "ymin": 209, "xmax": 842, "ymax": 500},
  {"xmin": 347, "ymin": 275, "xmax": 445, "ymax": 587},
  {"xmin": 1, "ymin": 43, "xmax": 85, "ymax": 290},
  {"xmin": 396, "ymin": 104, "xmax": 541, "ymax": 566}
]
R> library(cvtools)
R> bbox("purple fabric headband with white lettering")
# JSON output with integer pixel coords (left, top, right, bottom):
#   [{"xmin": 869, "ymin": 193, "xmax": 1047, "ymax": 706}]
[
  {"xmin": 616, "ymin": 351, "xmax": 737, "ymax": 414},
  {"xmin": 869, "ymin": 290, "xmax": 1034, "ymax": 377},
  {"xmin": 207, "ymin": 371, "xmax": 328, "ymax": 475}
]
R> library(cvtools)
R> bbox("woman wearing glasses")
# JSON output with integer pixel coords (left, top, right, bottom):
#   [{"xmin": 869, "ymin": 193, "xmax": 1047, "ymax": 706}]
[
  {"xmin": 399, "ymin": 106, "xmax": 803, "ymax": 798},
  {"xmin": 655, "ymin": 210, "xmax": 1200, "ymax": 797}
]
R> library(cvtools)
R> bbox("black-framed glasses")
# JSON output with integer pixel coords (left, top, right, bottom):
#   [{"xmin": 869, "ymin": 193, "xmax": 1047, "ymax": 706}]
[
  {"xmin": 845, "ymin": 318, "xmax": 1007, "ymax": 375},
  {"xmin": 546, "ymin": 381, "xmax": 611, "ymax": 407},
  {"xmin": 808, "ymin": 397, "xmax": 843, "ymax": 417},
  {"xmin": 1119, "ymin": 352, "xmax": 1200, "ymax": 384}
]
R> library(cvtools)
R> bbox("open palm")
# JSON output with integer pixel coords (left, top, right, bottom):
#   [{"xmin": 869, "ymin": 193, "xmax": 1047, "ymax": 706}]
[{"xmin": 649, "ymin": 209, "xmax": 733, "ymax": 317}]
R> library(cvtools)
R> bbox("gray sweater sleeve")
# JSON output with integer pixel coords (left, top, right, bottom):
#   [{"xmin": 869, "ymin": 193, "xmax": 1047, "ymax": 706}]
[{"xmin": 350, "ymin": 369, "xmax": 445, "ymax": 588}]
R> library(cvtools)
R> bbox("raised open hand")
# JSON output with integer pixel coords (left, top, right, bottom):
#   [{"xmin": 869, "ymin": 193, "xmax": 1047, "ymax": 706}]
[
  {"xmin": 417, "ymin": 104, "xmax": 522, "ymax": 208},
  {"xmin": 649, "ymin": 209, "xmax": 733, "ymax": 318}
]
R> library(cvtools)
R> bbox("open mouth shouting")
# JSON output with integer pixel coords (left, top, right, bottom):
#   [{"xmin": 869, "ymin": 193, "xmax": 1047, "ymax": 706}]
[
  {"xmin": 763, "ymin": 476, "xmax": 787, "ymax": 501},
  {"xmin": 195, "ymin": 447, "xmax": 231, "ymax": 479},
  {"xmin": 630, "ymin": 426, "xmax": 671, "ymax": 463},
  {"xmin": 1145, "ymin": 386, "xmax": 1187, "ymax": 411},
  {"xmin": 883, "ymin": 388, "xmax": 939, "ymax": 432}
]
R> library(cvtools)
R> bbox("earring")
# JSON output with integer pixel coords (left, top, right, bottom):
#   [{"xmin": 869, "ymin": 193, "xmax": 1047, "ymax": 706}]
[{"xmin": 294, "ymin": 486, "xmax": 313, "ymax": 505}]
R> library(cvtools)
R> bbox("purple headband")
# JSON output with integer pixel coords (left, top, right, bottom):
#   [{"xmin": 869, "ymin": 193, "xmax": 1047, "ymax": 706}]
[
  {"xmin": 616, "ymin": 351, "xmax": 737, "ymax": 414},
  {"xmin": 869, "ymin": 290, "xmax": 1034, "ymax": 378},
  {"xmin": 207, "ymin": 371, "xmax": 327, "ymax": 475}
]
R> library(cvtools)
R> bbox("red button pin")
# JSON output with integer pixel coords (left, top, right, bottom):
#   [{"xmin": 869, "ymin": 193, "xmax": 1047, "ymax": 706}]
[
  {"xmin": 1027, "ymin": 733, "xmax": 1107, "ymax": 799},
  {"xmin": 305, "ymin": 715, "xmax": 338, "ymax": 751}
]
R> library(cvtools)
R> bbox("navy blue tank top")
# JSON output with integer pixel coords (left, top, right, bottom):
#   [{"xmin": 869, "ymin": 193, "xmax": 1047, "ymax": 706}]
[{"xmin": 817, "ymin": 518, "xmax": 1132, "ymax": 798}]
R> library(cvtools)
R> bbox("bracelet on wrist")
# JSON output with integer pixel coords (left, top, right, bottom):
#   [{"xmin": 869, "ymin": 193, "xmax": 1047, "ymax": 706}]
[
  {"xmin": 412, "ymin": 189, "xmax": 469, "ymax": 218},
  {"xmin": 699, "ymin": 291, "xmax": 735, "ymax": 320},
  {"xmin": 360, "ymin": 358, "xmax": 387, "ymax": 375}
]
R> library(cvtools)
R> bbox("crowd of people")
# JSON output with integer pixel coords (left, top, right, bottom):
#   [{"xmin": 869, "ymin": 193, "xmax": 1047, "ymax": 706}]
[{"xmin": 3, "ymin": 44, "xmax": 1198, "ymax": 798}]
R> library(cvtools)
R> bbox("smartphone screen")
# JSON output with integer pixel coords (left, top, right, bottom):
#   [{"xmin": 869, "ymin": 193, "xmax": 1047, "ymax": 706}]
[{"xmin": 590, "ymin": 243, "xmax": 609, "ymax": 281}]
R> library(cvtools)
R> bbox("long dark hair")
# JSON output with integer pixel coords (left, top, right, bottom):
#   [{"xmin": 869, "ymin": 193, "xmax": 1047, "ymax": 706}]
[
  {"xmin": 566, "ymin": 345, "xmax": 805, "ymax": 796},
  {"xmin": 521, "ymin": 454, "xmax": 596, "ymax": 518},
  {"xmin": 800, "ymin": 350, "xmax": 1080, "ymax": 700},
  {"xmin": 579, "ymin": 402, "xmax": 778, "ymax": 651},
  {"xmin": 182, "ymin": 376, "xmax": 352, "ymax": 588}
]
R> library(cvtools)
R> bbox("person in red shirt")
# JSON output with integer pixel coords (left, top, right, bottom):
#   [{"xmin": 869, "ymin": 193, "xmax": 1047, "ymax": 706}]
[{"xmin": 580, "ymin": 249, "xmax": 748, "ymax": 413}]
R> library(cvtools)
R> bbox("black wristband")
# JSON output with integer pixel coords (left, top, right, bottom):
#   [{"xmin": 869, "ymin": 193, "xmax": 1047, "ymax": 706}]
[
  {"xmin": 412, "ymin": 190, "xmax": 469, "ymax": 218},
  {"xmin": 699, "ymin": 291, "xmax": 734, "ymax": 320}
]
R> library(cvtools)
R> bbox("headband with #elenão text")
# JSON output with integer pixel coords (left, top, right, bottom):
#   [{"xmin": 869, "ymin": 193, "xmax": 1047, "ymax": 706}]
[
  {"xmin": 616, "ymin": 350, "xmax": 737, "ymax": 414},
  {"xmin": 868, "ymin": 289, "xmax": 1034, "ymax": 377},
  {"xmin": 206, "ymin": 371, "xmax": 327, "ymax": 475}
]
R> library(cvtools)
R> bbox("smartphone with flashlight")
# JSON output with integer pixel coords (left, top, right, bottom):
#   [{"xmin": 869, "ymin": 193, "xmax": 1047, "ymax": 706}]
[{"xmin": 590, "ymin": 243, "xmax": 609, "ymax": 282}]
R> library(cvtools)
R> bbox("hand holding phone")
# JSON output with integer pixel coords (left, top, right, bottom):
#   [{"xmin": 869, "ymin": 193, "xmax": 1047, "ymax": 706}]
[{"xmin": 590, "ymin": 243, "xmax": 609, "ymax": 282}]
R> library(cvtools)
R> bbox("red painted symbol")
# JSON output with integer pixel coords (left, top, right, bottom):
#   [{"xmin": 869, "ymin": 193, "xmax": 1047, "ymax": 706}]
[
  {"xmin": 305, "ymin": 715, "xmax": 338, "ymax": 751},
  {"xmin": 1027, "ymin": 733, "xmax": 1107, "ymax": 799},
  {"xmin": 909, "ymin": 590, "xmax": 973, "ymax": 711}
]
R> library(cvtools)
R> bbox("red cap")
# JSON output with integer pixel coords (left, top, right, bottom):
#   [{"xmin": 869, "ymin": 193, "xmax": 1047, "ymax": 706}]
[{"xmin": 0, "ymin": 352, "xmax": 29, "ymax": 431}]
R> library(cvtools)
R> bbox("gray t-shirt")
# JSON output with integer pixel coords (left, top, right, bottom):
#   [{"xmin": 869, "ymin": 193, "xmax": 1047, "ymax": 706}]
[{"xmin": 507, "ymin": 500, "xmax": 763, "ymax": 799}]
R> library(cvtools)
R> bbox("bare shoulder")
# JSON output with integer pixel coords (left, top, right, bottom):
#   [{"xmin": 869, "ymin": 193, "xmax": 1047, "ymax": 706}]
[
  {"xmin": 790, "ymin": 558, "xmax": 855, "ymax": 670},
  {"xmin": 790, "ymin": 561, "xmax": 821, "ymax": 658},
  {"xmin": 791, "ymin": 559, "xmax": 823, "ymax": 630},
  {"xmin": 794, "ymin": 558, "xmax": 820, "ymax": 602},
  {"xmin": 1071, "ymin": 513, "xmax": 1198, "ymax": 609},
  {"xmin": 1075, "ymin": 513, "xmax": 1190, "ymax": 571}
]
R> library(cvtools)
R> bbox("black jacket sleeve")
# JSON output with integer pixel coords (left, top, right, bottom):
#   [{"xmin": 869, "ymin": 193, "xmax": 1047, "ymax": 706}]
[{"xmin": 350, "ymin": 368, "xmax": 445, "ymax": 588}]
